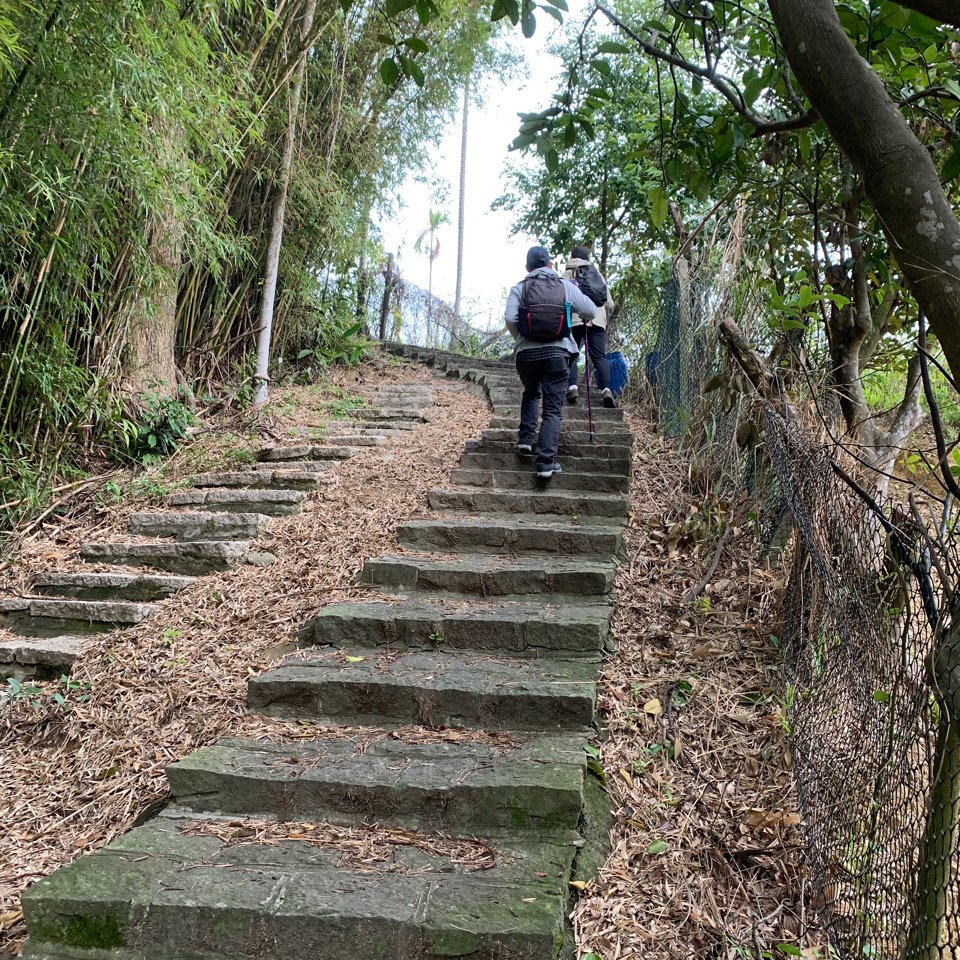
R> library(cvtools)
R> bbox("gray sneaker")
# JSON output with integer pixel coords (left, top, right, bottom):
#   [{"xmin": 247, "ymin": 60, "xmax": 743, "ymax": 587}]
[
  {"xmin": 515, "ymin": 443, "xmax": 534, "ymax": 457},
  {"xmin": 536, "ymin": 462, "xmax": 563, "ymax": 479},
  {"xmin": 566, "ymin": 385, "xmax": 578, "ymax": 405},
  {"xmin": 601, "ymin": 388, "xmax": 616, "ymax": 409}
]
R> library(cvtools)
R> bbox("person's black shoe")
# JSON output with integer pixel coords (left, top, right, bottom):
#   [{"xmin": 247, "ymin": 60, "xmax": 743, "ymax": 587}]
[
  {"xmin": 601, "ymin": 388, "xmax": 616, "ymax": 408},
  {"xmin": 515, "ymin": 443, "xmax": 534, "ymax": 457},
  {"xmin": 566, "ymin": 385, "xmax": 578, "ymax": 405},
  {"xmin": 536, "ymin": 462, "xmax": 563, "ymax": 479}
]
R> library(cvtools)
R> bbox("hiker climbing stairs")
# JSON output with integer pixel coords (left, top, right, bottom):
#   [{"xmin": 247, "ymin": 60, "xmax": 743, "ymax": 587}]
[
  {"xmin": 18, "ymin": 347, "xmax": 633, "ymax": 959},
  {"xmin": 0, "ymin": 384, "xmax": 435, "ymax": 681}
]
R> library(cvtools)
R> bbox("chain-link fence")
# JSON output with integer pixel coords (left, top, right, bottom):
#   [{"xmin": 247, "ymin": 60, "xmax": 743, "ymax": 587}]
[{"xmin": 627, "ymin": 218, "xmax": 960, "ymax": 958}]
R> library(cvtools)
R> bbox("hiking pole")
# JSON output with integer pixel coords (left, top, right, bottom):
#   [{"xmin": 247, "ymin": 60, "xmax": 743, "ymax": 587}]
[{"xmin": 583, "ymin": 324, "xmax": 596, "ymax": 443}]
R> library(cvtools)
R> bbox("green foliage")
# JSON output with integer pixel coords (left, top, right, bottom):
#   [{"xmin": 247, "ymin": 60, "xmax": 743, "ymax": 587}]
[
  {"xmin": 3, "ymin": 674, "xmax": 92, "ymax": 710},
  {"xmin": 113, "ymin": 393, "xmax": 195, "ymax": 463}
]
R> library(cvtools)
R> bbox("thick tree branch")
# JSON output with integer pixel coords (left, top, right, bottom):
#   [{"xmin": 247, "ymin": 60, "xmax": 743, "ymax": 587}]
[
  {"xmin": 892, "ymin": 0, "xmax": 960, "ymax": 29},
  {"xmin": 769, "ymin": 0, "xmax": 960, "ymax": 392},
  {"xmin": 595, "ymin": 3, "xmax": 817, "ymax": 136}
]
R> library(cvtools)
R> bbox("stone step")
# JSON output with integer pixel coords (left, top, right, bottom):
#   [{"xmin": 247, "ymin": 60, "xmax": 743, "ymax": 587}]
[
  {"xmin": 31, "ymin": 572, "xmax": 195, "ymax": 602},
  {"xmin": 474, "ymin": 432, "xmax": 632, "ymax": 457},
  {"xmin": 302, "ymin": 434, "xmax": 387, "ymax": 447},
  {"xmin": 167, "ymin": 488, "xmax": 305, "ymax": 516},
  {"xmin": 450, "ymin": 466, "xmax": 629, "ymax": 494},
  {"xmin": 0, "ymin": 634, "xmax": 83, "ymax": 680},
  {"xmin": 352, "ymin": 409, "xmax": 428, "ymax": 422},
  {"xmin": 329, "ymin": 419, "xmax": 418, "ymax": 432},
  {"xmin": 1, "ymin": 598, "xmax": 155, "ymax": 638},
  {"xmin": 428, "ymin": 487, "xmax": 630, "ymax": 519},
  {"xmin": 488, "ymin": 415, "xmax": 629, "ymax": 437},
  {"xmin": 305, "ymin": 599, "xmax": 610, "ymax": 655},
  {"xmin": 80, "ymin": 540, "xmax": 254, "ymax": 575},
  {"xmin": 459, "ymin": 450, "xmax": 630, "ymax": 476},
  {"xmin": 128, "ymin": 510, "xmax": 269, "ymax": 542},
  {"xmin": 396, "ymin": 516, "xmax": 623, "ymax": 556},
  {"xmin": 167, "ymin": 734, "xmax": 586, "ymax": 833},
  {"xmin": 257, "ymin": 444, "xmax": 356, "ymax": 463},
  {"xmin": 191, "ymin": 469, "xmax": 325, "ymax": 490},
  {"xmin": 490, "ymin": 401, "xmax": 623, "ymax": 423},
  {"xmin": 248, "ymin": 648, "xmax": 596, "ymax": 730},
  {"xmin": 21, "ymin": 810, "xmax": 574, "ymax": 960},
  {"xmin": 251, "ymin": 459, "xmax": 338, "ymax": 473},
  {"xmin": 361, "ymin": 552, "xmax": 615, "ymax": 597}
]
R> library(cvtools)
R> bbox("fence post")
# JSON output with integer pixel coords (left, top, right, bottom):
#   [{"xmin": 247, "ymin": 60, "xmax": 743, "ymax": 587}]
[
  {"xmin": 906, "ymin": 623, "xmax": 960, "ymax": 959},
  {"xmin": 379, "ymin": 253, "xmax": 395, "ymax": 341}
]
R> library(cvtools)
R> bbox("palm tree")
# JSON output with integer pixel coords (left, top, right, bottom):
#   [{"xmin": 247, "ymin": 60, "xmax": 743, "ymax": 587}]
[
  {"xmin": 454, "ymin": 78, "xmax": 469, "ymax": 322},
  {"xmin": 414, "ymin": 207, "xmax": 450, "ymax": 346}
]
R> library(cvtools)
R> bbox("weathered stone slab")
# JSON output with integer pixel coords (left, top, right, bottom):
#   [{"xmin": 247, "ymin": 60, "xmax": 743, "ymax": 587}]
[
  {"xmin": 474, "ymin": 432, "xmax": 633, "ymax": 459},
  {"xmin": 0, "ymin": 634, "xmax": 83, "ymax": 679},
  {"xmin": 305, "ymin": 599, "xmax": 610, "ymax": 655},
  {"xmin": 488, "ymin": 415, "xmax": 629, "ymax": 437},
  {"xmin": 168, "ymin": 734, "xmax": 586, "ymax": 832},
  {"xmin": 128, "ymin": 511, "xmax": 269, "ymax": 542},
  {"xmin": 251, "ymin": 459, "xmax": 338, "ymax": 473},
  {"xmin": 21, "ymin": 811, "xmax": 574, "ymax": 960},
  {"xmin": 80, "ymin": 541, "xmax": 252, "ymax": 575},
  {"xmin": 248, "ymin": 648, "xmax": 597, "ymax": 730},
  {"xmin": 31, "ymin": 572, "xmax": 195, "ymax": 602},
  {"xmin": 450, "ymin": 466, "xmax": 629, "ymax": 493},
  {"xmin": 361, "ymin": 552, "xmax": 615, "ymax": 597},
  {"xmin": 168, "ymin": 488, "xmax": 305, "ymax": 516},
  {"xmin": 2, "ymin": 596, "xmax": 155, "ymax": 640},
  {"xmin": 396, "ymin": 516, "xmax": 623, "ymax": 556},
  {"xmin": 459, "ymin": 449, "xmax": 631, "ymax": 476},
  {"xmin": 257, "ymin": 445, "xmax": 357, "ymax": 463},
  {"xmin": 191, "ymin": 469, "xmax": 324, "ymax": 490},
  {"xmin": 428, "ymin": 486, "xmax": 630, "ymax": 519}
]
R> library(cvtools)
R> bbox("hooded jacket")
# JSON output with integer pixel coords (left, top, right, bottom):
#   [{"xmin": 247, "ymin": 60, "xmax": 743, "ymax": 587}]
[
  {"xmin": 563, "ymin": 258, "xmax": 614, "ymax": 329},
  {"xmin": 503, "ymin": 266, "xmax": 596, "ymax": 354}
]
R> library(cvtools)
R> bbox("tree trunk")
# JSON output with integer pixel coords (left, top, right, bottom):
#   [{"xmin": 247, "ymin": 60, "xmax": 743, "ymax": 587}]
[
  {"xmin": 906, "ymin": 624, "xmax": 960, "ymax": 960},
  {"xmin": 768, "ymin": 0, "xmax": 960, "ymax": 389},
  {"xmin": 454, "ymin": 79, "xmax": 469, "ymax": 321},
  {"xmin": 254, "ymin": 0, "xmax": 317, "ymax": 407},
  {"xmin": 426, "ymin": 227, "xmax": 434, "ymax": 346},
  {"xmin": 122, "ymin": 117, "xmax": 182, "ymax": 400},
  {"xmin": 379, "ymin": 253, "xmax": 395, "ymax": 341}
]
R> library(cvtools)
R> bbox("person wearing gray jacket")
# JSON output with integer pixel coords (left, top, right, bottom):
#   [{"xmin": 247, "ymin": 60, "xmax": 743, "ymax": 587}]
[
  {"xmin": 504, "ymin": 245, "xmax": 597, "ymax": 479},
  {"xmin": 564, "ymin": 245, "xmax": 616, "ymax": 407}
]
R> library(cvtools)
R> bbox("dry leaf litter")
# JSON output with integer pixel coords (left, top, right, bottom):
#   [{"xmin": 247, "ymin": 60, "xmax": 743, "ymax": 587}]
[
  {"xmin": 0, "ymin": 358, "xmax": 488, "ymax": 956},
  {"xmin": 572, "ymin": 408, "xmax": 819, "ymax": 959}
]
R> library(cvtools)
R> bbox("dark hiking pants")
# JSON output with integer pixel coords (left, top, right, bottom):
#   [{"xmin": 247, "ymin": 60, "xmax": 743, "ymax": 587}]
[
  {"xmin": 568, "ymin": 324, "xmax": 610, "ymax": 391},
  {"xmin": 516, "ymin": 347, "xmax": 570, "ymax": 469}
]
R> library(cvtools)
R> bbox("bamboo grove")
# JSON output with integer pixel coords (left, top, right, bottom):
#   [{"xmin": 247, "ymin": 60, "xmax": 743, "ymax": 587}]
[{"xmin": 0, "ymin": 0, "xmax": 498, "ymax": 516}]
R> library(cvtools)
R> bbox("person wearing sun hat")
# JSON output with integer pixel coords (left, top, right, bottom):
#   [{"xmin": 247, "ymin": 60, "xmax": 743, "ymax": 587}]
[{"xmin": 503, "ymin": 245, "xmax": 596, "ymax": 479}]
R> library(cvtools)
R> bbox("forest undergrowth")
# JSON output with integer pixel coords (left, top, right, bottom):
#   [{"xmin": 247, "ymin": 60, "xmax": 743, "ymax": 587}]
[{"xmin": 574, "ymin": 407, "xmax": 815, "ymax": 959}]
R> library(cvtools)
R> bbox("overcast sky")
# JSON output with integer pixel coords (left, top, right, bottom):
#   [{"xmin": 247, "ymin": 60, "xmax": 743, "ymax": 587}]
[{"xmin": 378, "ymin": 9, "xmax": 582, "ymax": 332}]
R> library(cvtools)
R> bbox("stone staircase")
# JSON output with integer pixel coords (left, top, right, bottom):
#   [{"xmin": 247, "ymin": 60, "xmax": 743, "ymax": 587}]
[
  {"xmin": 18, "ymin": 347, "xmax": 632, "ymax": 960},
  {"xmin": 0, "ymin": 385, "xmax": 435, "ymax": 681}
]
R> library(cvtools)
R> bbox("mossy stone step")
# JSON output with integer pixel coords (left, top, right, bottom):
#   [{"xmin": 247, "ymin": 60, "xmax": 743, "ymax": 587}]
[
  {"xmin": 473, "ymin": 433, "xmax": 632, "ymax": 459},
  {"xmin": 361, "ymin": 552, "xmax": 615, "ymax": 597},
  {"xmin": 257, "ymin": 444, "xmax": 357, "ymax": 462},
  {"xmin": 305, "ymin": 598, "xmax": 611, "ymax": 655},
  {"xmin": 248, "ymin": 648, "xmax": 596, "ymax": 730},
  {"xmin": 428, "ymin": 486, "xmax": 629, "ymax": 519},
  {"xmin": 31, "ymin": 572, "xmax": 195, "ymax": 602},
  {"xmin": 491, "ymin": 403, "xmax": 623, "ymax": 425},
  {"xmin": 450, "ymin": 466, "xmax": 629, "ymax": 494},
  {"xmin": 167, "ymin": 734, "xmax": 587, "ymax": 833},
  {"xmin": 80, "ymin": 540, "xmax": 254, "ymax": 575},
  {"xmin": 396, "ymin": 515, "xmax": 623, "ymax": 556},
  {"xmin": 191, "ymin": 469, "xmax": 325, "ymax": 490},
  {"xmin": 168, "ymin": 487, "xmax": 305, "ymax": 516},
  {"xmin": 0, "ymin": 634, "xmax": 83, "ymax": 680},
  {"xmin": 481, "ymin": 425, "xmax": 633, "ymax": 444},
  {"xmin": 251, "ymin": 459, "xmax": 339, "ymax": 473},
  {"xmin": 21, "ymin": 810, "xmax": 575, "ymax": 960},
  {"xmin": 1, "ymin": 598, "xmax": 155, "ymax": 638},
  {"xmin": 487, "ymin": 415, "xmax": 629, "ymax": 437},
  {"xmin": 128, "ymin": 511, "xmax": 269, "ymax": 542},
  {"xmin": 459, "ymin": 450, "xmax": 630, "ymax": 476}
]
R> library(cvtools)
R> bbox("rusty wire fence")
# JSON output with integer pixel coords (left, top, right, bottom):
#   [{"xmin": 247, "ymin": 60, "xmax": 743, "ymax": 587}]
[{"xmin": 621, "ymin": 218, "xmax": 960, "ymax": 959}]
